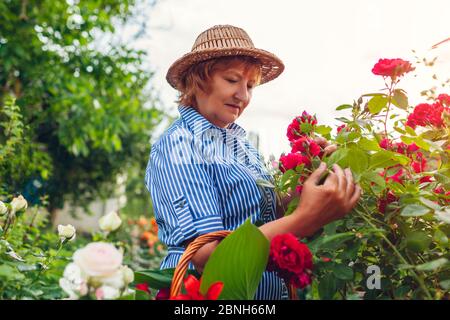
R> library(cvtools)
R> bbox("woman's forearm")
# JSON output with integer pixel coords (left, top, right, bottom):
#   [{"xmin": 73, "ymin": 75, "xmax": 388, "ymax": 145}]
[{"xmin": 191, "ymin": 208, "xmax": 320, "ymax": 272}]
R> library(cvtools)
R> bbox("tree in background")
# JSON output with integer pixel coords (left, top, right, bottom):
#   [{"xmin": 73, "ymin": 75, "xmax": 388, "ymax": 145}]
[{"xmin": 0, "ymin": 0, "xmax": 164, "ymax": 217}]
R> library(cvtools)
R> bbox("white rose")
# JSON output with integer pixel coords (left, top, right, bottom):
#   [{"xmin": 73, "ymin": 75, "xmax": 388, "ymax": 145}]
[
  {"xmin": 95, "ymin": 285, "xmax": 120, "ymax": 300},
  {"xmin": 98, "ymin": 211, "xmax": 122, "ymax": 232},
  {"xmin": 73, "ymin": 242, "xmax": 123, "ymax": 277},
  {"xmin": 95, "ymin": 270, "xmax": 124, "ymax": 289},
  {"xmin": 59, "ymin": 263, "xmax": 88, "ymax": 299},
  {"xmin": 121, "ymin": 265, "xmax": 134, "ymax": 285},
  {"xmin": 94, "ymin": 265, "xmax": 134, "ymax": 290},
  {"xmin": 0, "ymin": 201, "xmax": 7, "ymax": 216},
  {"xmin": 58, "ymin": 224, "xmax": 76, "ymax": 241},
  {"xmin": 10, "ymin": 195, "xmax": 27, "ymax": 212}
]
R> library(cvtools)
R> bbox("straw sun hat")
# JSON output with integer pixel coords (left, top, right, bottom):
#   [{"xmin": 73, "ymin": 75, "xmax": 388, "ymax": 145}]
[{"xmin": 166, "ymin": 25, "xmax": 285, "ymax": 91}]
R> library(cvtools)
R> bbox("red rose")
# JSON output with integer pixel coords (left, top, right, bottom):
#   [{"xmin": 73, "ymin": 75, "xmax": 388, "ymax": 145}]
[
  {"xmin": 290, "ymin": 136, "xmax": 309, "ymax": 153},
  {"xmin": 379, "ymin": 138, "xmax": 392, "ymax": 150},
  {"xmin": 268, "ymin": 233, "xmax": 313, "ymax": 274},
  {"xmin": 291, "ymin": 136, "xmax": 323, "ymax": 158},
  {"xmin": 308, "ymin": 140, "xmax": 322, "ymax": 157},
  {"xmin": 377, "ymin": 191, "xmax": 398, "ymax": 214},
  {"xmin": 406, "ymin": 102, "xmax": 445, "ymax": 128},
  {"xmin": 379, "ymin": 167, "xmax": 404, "ymax": 184},
  {"xmin": 291, "ymin": 272, "xmax": 312, "ymax": 289},
  {"xmin": 279, "ymin": 153, "xmax": 311, "ymax": 173},
  {"xmin": 155, "ymin": 287, "xmax": 170, "ymax": 300},
  {"xmin": 171, "ymin": 275, "xmax": 223, "ymax": 300},
  {"xmin": 337, "ymin": 124, "xmax": 348, "ymax": 133},
  {"xmin": 411, "ymin": 152, "xmax": 427, "ymax": 173},
  {"xmin": 437, "ymin": 93, "xmax": 450, "ymax": 107},
  {"xmin": 286, "ymin": 112, "xmax": 318, "ymax": 142},
  {"xmin": 419, "ymin": 176, "xmax": 433, "ymax": 183},
  {"xmin": 135, "ymin": 283, "xmax": 151, "ymax": 294},
  {"xmin": 407, "ymin": 143, "xmax": 419, "ymax": 153},
  {"xmin": 371, "ymin": 58, "xmax": 415, "ymax": 80},
  {"xmin": 268, "ymin": 233, "xmax": 314, "ymax": 289}
]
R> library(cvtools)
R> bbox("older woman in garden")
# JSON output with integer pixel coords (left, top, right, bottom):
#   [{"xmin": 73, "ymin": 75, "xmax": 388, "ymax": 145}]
[{"xmin": 145, "ymin": 25, "xmax": 361, "ymax": 299}]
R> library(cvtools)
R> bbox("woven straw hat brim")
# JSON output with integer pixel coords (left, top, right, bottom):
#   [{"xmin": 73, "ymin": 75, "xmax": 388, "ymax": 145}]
[{"xmin": 166, "ymin": 47, "xmax": 285, "ymax": 91}]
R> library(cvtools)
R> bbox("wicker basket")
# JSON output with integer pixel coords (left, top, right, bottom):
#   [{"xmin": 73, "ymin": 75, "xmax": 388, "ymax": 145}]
[{"xmin": 169, "ymin": 230, "xmax": 298, "ymax": 300}]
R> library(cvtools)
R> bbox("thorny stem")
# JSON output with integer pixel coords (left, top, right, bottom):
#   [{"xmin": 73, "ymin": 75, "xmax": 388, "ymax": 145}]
[
  {"xmin": 355, "ymin": 203, "xmax": 433, "ymax": 300},
  {"xmin": 384, "ymin": 79, "xmax": 397, "ymax": 139}
]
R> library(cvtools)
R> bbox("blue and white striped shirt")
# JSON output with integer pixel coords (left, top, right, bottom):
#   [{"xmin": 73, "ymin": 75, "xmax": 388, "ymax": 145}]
[{"xmin": 145, "ymin": 105, "xmax": 288, "ymax": 300}]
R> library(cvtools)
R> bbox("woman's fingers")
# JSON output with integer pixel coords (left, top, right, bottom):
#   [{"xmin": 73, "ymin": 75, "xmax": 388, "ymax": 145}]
[
  {"xmin": 332, "ymin": 164, "xmax": 347, "ymax": 193},
  {"xmin": 306, "ymin": 162, "xmax": 328, "ymax": 185},
  {"xmin": 323, "ymin": 170, "xmax": 338, "ymax": 190},
  {"xmin": 314, "ymin": 136, "xmax": 328, "ymax": 148},
  {"xmin": 349, "ymin": 184, "xmax": 362, "ymax": 206},
  {"xmin": 345, "ymin": 168, "xmax": 355, "ymax": 196},
  {"xmin": 323, "ymin": 144, "xmax": 337, "ymax": 156}
]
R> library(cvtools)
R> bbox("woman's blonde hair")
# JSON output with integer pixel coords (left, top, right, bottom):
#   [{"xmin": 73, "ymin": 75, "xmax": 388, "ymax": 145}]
[{"xmin": 176, "ymin": 56, "xmax": 262, "ymax": 108}]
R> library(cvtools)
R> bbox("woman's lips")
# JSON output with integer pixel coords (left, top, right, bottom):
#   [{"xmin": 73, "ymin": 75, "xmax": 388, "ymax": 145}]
[{"xmin": 225, "ymin": 104, "xmax": 240, "ymax": 110}]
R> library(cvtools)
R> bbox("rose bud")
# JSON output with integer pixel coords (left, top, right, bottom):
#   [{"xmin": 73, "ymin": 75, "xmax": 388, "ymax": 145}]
[
  {"xmin": 99, "ymin": 211, "xmax": 122, "ymax": 232},
  {"xmin": 58, "ymin": 224, "xmax": 77, "ymax": 241}
]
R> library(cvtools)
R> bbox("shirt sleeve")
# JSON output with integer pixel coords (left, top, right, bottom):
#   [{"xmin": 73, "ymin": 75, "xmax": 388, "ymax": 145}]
[{"xmin": 145, "ymin": 133, "xmax": 225, "ymax": 245}]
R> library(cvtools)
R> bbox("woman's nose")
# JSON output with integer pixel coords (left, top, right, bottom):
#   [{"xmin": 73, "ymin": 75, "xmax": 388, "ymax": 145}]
[{"xmin": 234, "ymin": 84, "xmax": 250, "ymax": 103}]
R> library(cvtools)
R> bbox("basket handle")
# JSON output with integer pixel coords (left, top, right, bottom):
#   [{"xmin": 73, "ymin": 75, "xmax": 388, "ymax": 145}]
[
  {"xmin": 168, "ymin": 229, "xmax": 298, "ymax": 300},
  {"xmin": 169, "ymin": 230, "xmax": 231, "ymax": 298}
]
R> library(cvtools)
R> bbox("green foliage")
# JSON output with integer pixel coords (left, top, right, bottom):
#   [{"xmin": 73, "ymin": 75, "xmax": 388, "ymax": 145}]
[
  {"xmin": 0, "ymin": 0, "xmax": 164, "ymax": 212},
  {"xmin": 274, "ymin": 57, "xmax": 450, "ymax": 300},
  {"xmin": 201, "ymin": 219, "xmax": 270, "ymax": 299},
  {"xmin": 0, "ymin": 197, "xmax": 84, "ymax": 299}
]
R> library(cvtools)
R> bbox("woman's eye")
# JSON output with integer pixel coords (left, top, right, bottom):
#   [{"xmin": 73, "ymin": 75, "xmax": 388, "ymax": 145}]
[{"xmin": 226, "ymin": 79, "xmax": 237, "ymax": 83}]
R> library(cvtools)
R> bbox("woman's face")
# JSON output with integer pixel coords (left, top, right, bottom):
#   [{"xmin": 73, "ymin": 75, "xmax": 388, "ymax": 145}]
[{"xmin": 194, "ymin": 65, "xmax": 256, "ymax": 128}]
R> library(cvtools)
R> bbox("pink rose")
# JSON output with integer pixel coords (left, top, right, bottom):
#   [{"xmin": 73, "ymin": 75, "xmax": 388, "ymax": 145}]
[{"xmin": 73, "ymin": 242, "xmax": 123, "ymax": 277}]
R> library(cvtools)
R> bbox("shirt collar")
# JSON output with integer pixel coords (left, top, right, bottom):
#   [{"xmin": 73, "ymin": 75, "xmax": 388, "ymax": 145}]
[{"xmin": 178, "ymin": 105, "xmax": 247, "ymax": 138}]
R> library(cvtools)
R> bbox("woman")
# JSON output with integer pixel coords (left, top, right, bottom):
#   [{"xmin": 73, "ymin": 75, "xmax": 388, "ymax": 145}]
[{"xmin": 145, "ymin": 25, "xmax": 361, "ymax": 299}]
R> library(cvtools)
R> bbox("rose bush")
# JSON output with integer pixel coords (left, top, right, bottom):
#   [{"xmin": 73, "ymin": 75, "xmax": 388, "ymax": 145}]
[{"xmin": 272, "ymin": 57, "xmax": 449, "ymax": 299}]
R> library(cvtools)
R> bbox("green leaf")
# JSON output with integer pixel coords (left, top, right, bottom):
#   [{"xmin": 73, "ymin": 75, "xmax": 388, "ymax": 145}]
[
  {"xmin": 369, "ymin": 150, "xmax": 408, "ymax": 169},
  {"xmin": 346, "ymin": 147, "xmax": 369, "ymax": 176},
  {"xmin": 368, "ymin": 96, "xmax": 388, "ymax": 114},
  {"xmin": 419, "ymin": 197, "xmax": 442, "ymax": 211},
  {"xmin": 435, "ymin": 208, "xmax": 450, "ymax": 224},
  {"xmin": 332, "ymin": 264, "xmax": 354, "ymax": 280},
  {"xmin": 358, "ymin": 137, "xmax": 381, "ymax": 151},
  {"xmin": 318, "ymin": 273, "xmax": 337, "ymax": 299},
  {"xmin": 405, "ymin": 231, "xmax": 431, "ymax": 252},
  {"xmin": 133, "ymin": 269, "xmax": 175, "ymax": 290},
  {"xmin": 201, "ymin": 219, "xmax": 269, "ymax": 300},
  {"xmin": 393, "ymin": 126, "xmax": 406, "ymax": 134},
  {"xmin": 361, "ymin": 171, "xmax": 386, "ymax": 188},
  {"xmin": 400, "ymin": 204, "xmax": 431, "ymax": 217},
  {"xmin": 415, "ymin": 258, "xmax": 448, "ymax": 272},
  {"xmin": 401, "ymin": 136, "xmax": 431, "ymax": 151},
  {"xmin": 335, "ymin": 104, "xmax": 353, "ymax": 111},
  {"xmin": 279, "ymin": 169, "xmax": 296, "ymax": 189},
  {"xmin": 309, "ymin": 232, "xmax": 355, "ymax": 252},
  {"xmin": 440, "ymin": 280, "xmax": 450, "ymax": 290},
  {"xmin": 326, "ymin": 148, "xmax": 349, "ymax": 167},
  {"xmin": 433, "ymin": 229, "xmax": 449, "ymax": 246},
  {"xmin": 405, "ymin": 125, "xmax": 417, "ymax": 136},
  {"xmin": 392, "ymin": 89, "xmax": 409, "ymax": 110},
  {"xmin": 315, "ymin": 125, "xmax": 332, "ymax": 136},
  {"xmin": 434, "ymin": 169, "xmax": 450, "ymax": 188}
]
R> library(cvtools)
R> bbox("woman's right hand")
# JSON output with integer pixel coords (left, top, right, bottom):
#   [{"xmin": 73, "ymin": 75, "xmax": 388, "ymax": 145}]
[{"xmin": 292, "ymin": 162, "xmax": 361, "ymax": 237}]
